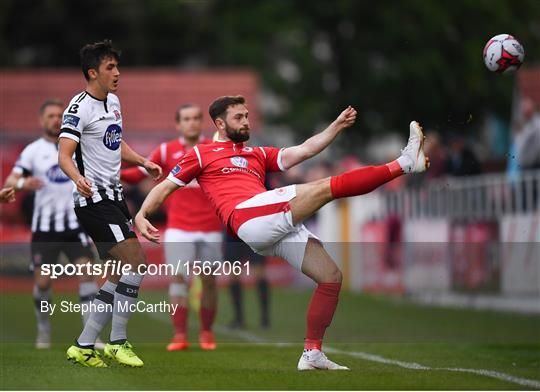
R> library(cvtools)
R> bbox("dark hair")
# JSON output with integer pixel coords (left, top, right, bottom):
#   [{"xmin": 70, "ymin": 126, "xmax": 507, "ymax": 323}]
[
  {"xmin": 175, "ymin": 103, "xmax": 201, "ymax": 123},
  {"xmin": 208, "ymin": 95, "xmax": 246, "ymax": 122},
  {"xmin": 80, "ymin": 39, "xmax": 121, "ymax": 81},
  {"xmin": 39, "ymin": 98, "xmax": 64, "ymax": 115}
]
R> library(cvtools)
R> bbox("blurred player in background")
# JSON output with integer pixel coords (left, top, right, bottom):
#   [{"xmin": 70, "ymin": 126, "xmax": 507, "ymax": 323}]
[
  {"xmin": 136, "ymin": 95, "xmax": 428, "ymax": 370},
  {"xmin": 121, "ymin": 104, "xmax": 222, "ymax": 351},
  {"xmin": 3, "ymin": 99, "xmax": 99, "ymax": 349},
  {"xmin": 58, "ymin": 40, "xmax": 162, "ymax": 368}
]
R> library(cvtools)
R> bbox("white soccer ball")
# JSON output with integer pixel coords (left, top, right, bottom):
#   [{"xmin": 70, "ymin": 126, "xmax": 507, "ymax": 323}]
[{"xmin": 483, "ymin": 34, "xmax": 525, "ymax": 74}]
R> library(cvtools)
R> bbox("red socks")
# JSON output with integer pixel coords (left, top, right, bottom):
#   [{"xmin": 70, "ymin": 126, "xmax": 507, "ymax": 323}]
[
  {"xmin": 171, "ymin": 306, "xmax": 216, "ymax": 335},
  {"xmin": 200, "ymin": 306, "xmax": 217, "ymax": 332},
  {"xmin": 171, "ymin": 306, "xmax": 188, "ymax": 335},
  {"xmin": 330, "ymin": 162, "xmax": 403, "ymax": 199},
  {"xmin": 304, "ymin": 283, "xmax": 341, "ymax": 350}
]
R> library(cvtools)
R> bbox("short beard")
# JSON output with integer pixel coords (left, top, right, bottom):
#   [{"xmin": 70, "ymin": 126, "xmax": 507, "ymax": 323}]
[
  {"xmin": 225, "ymin": 126, "xmax": 250, "ymax": 143},
  {"xmin": 45, "ymin": 128, "xmax": 60, "ymax": 138}
]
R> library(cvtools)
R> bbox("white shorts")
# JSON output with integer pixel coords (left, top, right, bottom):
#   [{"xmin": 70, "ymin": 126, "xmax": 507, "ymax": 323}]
[
  {"xmin": 231, "ymin": 185, "xmax": 319, "ymax": 271},
  {"xmin": 163, "ymin": 228, "xmax": 223, "ymax": 277}
]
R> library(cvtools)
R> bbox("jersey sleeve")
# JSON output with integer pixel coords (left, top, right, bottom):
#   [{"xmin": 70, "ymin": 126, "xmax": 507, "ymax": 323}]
[
  {"xmin": 12, "ymin": 144, "xmax": 34, "ymax": 176},
  {"xmin": 120, "ymin": 167, "xmax": 147, "ymax": 184},
  {"xmin": 260, "ymin": 146, "xmax": 286, "ymax": 172},
  {"xmin": 148, "ymin": 143, "xmax": 165, "ymax": 167},
  {"xmin": 59, "ymin": 96, "xmax": 89, "ymax": 143},
  {"xmin": 166, "ymin": 148, "xmax": 202, "ymax": 187}
]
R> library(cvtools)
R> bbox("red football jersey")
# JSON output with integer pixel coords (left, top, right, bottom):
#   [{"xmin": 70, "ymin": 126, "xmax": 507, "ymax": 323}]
[
  {"xmin": 122, "ymin": 137, "xmax": 223, "ymax": 232},
  {"xmin": 167, "ymin": 140, "xmax": 284, "ymax": 228}
]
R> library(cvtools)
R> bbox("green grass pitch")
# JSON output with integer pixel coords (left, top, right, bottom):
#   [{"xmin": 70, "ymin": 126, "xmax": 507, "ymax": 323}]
[{"xmin": 1, "ymin": 287, "xmax": 539, "ymax": 389}]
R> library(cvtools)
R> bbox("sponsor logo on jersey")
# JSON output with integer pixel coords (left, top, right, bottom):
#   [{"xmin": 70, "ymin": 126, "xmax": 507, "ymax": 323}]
[
  {"xmin": 103, "ymin": 124, "xmax": 122, "ymax": 150},
  {"xmin": 113, "ymin": 109, "xmax": 121, "ymax": 121},
  {"xmin": 221, "ymin": 167, "xmax": 261, "ymax": 179},
  {"xmin": 230, "ymin": 156, "xmax": 248, "ymax": 168},
  {"xmin": 46, "ymin": 164, "xmax": 70, "ymax": 183},
  {"xmin": 62, "ymin": 114, "xmax": 80, "ymax": 127},
  {"xmin": 275, "ymin": 187, "xmax": 286, "ymax": 195},
  {"xmin": 241, "ymin": 147, "xmax": 253, "ymax": 152},
  {"xmin": 171, "ymin": 164, "xmax": 182, "ymax": 175},
  {"xmin": 212, "ymin": 147, "xmax": 224, "ymax": 152}
]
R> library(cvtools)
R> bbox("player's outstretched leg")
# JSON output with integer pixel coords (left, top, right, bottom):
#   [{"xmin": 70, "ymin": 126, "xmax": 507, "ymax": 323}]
[
  {"xmin": 199, "ymin": 274, "xmax": 217, "ymax": 350},
  {"xmin": 296, "ymin": 239, "xmax": 348, "ymax": 371},
  {"xmin": 290, "ymin": 121, "xmax": 428, "ymax": 224},
  {"xmin": 167, "ymin": 275, "xmax": 190, "ymax": 351}
]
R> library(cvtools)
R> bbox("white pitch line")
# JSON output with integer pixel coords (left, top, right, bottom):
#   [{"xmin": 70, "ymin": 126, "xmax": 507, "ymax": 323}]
[
  {"xmin": 145, "ymin": 311, "xmax": 540, "ymax": 389},
  {"xmin": 324, "ymin": 347, "xmax": 540, "ymax": 389},
  {"xmin": 324, "ymin": 347, "xmax": 429, "ymax": 370}
]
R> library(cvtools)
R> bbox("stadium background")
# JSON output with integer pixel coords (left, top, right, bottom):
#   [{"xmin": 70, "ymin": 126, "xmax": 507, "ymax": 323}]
[{"xmin": 1, "ymin": 0, "xmax": 539, "ymax": 389}]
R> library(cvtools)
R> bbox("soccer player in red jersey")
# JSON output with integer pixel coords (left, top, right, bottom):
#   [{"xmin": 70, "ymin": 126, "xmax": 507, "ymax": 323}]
[
  {"xmin": 135, "ymin": 96, "xmax": 428, "ymax": 370},
  {"xmin": 121, "ymin": 104, "xmax": 222, "ymax": 351}
]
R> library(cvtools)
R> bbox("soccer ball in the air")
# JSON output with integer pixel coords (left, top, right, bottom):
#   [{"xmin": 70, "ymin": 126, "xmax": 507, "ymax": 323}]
[{"xmin": 483, "ymin": 34, "xmax": 525, "ymax": 74}]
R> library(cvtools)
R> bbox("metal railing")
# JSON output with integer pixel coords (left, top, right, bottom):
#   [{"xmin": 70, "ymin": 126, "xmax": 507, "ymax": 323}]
[{"xmin": 383, "ymin": 170, "xmax": 540, "ymax": 220}]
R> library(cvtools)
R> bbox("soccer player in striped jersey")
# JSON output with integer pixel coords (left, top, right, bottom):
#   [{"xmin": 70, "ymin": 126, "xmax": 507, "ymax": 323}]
[
  {"xmin": 3, "ymin": 99, "xmax": 99, "ymax": 349},
  {"xmin": 59, "ymin": 40, "xmax": 162, "ymax": 368}
]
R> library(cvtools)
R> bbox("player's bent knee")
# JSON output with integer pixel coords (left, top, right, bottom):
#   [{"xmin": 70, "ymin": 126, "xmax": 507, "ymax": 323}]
[{"xmin": 325, "ymin": 265, "xmax": 342, "ymax": 284}]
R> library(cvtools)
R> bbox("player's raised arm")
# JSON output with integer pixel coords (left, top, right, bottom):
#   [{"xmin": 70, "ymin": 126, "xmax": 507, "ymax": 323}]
[
  {"xmin": 120, "ymin": 140, "xmax": 163, "ymax": 180},
  {"xmin": 280, "ymin": 106, "xmax": 357, "ymax": 169},
  {"xmin": 58, "ymin": 137, "xmax": 93, "ymax": 198},
  {"xmin": 135, "ymin": 179, "xmax": 180, "ymax": 242}
]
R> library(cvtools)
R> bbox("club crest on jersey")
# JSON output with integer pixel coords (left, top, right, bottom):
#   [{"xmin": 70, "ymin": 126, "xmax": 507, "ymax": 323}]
[
  {"xmin": 113, "ymin": 109, "xmax": 121, "ymax": 121},
  {"xmin": 103, "ymin": 124, "xmax": 122, "ymax": 150},
  {"xmin": 230, "ymin": 156, "xmax": 248, "ymax": 168},
  {"xmin": 172, "ymin": 151, "xmax": 184, "ymax": 159},
  {"xmin": 171, "ymin": 164, "xmax": 182, "ymax": 175},
  {"xmin": 46, "ymin": 164, "xmax": 70, "ymax": 183}
]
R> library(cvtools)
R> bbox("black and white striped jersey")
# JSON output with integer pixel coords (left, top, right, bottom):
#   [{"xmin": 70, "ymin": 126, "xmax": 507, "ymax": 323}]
[
  {"xmin": 14, "ymin": 138, "xmax": 79, "ymax": 233},
  {"xmin": 59, "ymin": 91, "xmax": 124, "ymax": 207}
]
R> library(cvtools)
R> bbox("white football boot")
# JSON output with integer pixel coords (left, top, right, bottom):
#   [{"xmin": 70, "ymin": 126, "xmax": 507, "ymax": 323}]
[
  {"xmin": 35, "ymin": 330, "xmax": 51, "ymax": 349},
  {"xmin": 399, "ymin": 121, "xmax": 429, "ymax": 173},
  {"xmin": 297, "ymin": 349, "xmax": 350, "ymax": 371}
]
